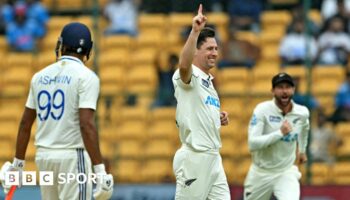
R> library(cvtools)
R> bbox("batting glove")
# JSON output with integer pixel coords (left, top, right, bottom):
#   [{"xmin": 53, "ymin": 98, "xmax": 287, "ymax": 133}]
[
  {"xmin": 93, "ymin": 164, "xmax": 114, "ymax": 200},
  {"xmin": 0, "ymin": 158, "xmax": 25, "ymax": 194}
]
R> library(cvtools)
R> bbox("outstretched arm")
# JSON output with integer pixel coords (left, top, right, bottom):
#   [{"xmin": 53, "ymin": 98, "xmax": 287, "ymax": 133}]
[{"xmin": 179, "ymin": 4, "xmax": 207, "ymax": 84}]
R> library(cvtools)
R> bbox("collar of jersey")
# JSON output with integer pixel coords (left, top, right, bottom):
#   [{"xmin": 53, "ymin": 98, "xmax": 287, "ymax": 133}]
[
  {"xmin": 192, "ymin": 64, "xmax": 214, "ymax": 80},
  {"xmin": 59, "ymin": 56, "xmax": 84, "ymax": 65}
]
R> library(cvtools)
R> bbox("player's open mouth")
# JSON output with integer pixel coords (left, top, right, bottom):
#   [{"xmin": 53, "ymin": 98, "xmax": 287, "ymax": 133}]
[{"xmin": 281, "ymin": 96, "xmax": 289, "ymax": 102}]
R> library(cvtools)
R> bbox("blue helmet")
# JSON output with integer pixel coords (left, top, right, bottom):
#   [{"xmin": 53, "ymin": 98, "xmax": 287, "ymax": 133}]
[{"xmin": 56, "ymin": 22, "xmax": 93, "ymax": 59}]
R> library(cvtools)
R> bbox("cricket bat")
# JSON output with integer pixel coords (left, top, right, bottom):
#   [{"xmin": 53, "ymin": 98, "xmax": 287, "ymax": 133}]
[{"xmin": 5, "ymin": 186, "xmax": 16, "ymax": 200}]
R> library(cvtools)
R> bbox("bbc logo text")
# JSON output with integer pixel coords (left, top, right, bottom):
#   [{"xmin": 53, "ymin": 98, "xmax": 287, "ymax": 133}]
[{"xmin": 5, "ymin": 171, "xmax": 103, "ymax": 186}]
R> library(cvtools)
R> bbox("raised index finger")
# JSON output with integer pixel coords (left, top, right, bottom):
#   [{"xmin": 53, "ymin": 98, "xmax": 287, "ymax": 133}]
[{"xmin": 197, "ymin": 4, "xmax": 202, "ymax": 15}]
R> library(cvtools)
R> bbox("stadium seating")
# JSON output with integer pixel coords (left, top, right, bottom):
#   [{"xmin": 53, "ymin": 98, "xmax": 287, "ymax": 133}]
[
  {"xmin": 206, "ymin": 12, "xmax": 230, "ymax": 42},
  {"xmin": 312, "ymin": 65, "xmax": 345, "ymax": 83},
  {"xmin": 261, "ymin": 44, "xmax": 281, "ymax": 62},
  {"xmin": 220, "ymin": 138, "xmax": 240, "ymax": 159},
  {"xmin": 147, "ymin": 120, "xmax": 177, "ymax": 140},
  {"xmin": 218, "ymin": 67, "xmax": 250, "ymax": 95},
  {"xmin": 116, "ymin": 139, "xmax": 143, "ymax": 159},
  {"xmin": 235, "ymin": 159, "xmax": 251, "ymax": 184},
  {"xmin": 259, "ymin": 28, "xmax": 285, "ymax": 46},
  {"xmin": 311, "ymin": 163, "xmax": 331, "ymax": 185},
  {"xmin": 47, "ymin": 16, "xmax": 73, "ymax": 33},
  {"xmin": 130, "ymin": 49, "xmax": 157, "ymax": 66},
  {"xmin": 308, "ymin": 9, "xmax": 322, "ymax": 25},
  {"xmin": 168, "ymin": 13, "xmax": 193, "ymax": 36},
  {"xmin": 99, "ymin": 66, "xmax": 124, "ymax": 96},
  {"xmin": 222, "ymin": 158, "xmax": 237, "ymax": 184},
  {"xmin": 117, "ymin": 121, "xmax": 147, "ymax": 140},
  {"xmin": 332, "ymin": 162, "xmax": 350, "ymax": 185},
  {"xmin": 0, "ymin": 36, "xmax": 8, "ymax": 53},
  {"xmin": 0, "ymin": 6, "xmax": 348, "ymax": 186},
  {"xmin": 150, "ymin": 107, "xmax": 176, "ymax": 121},
  {"xmin": 316, "ymin": 95, "xmax": 335, "ymax": 115},
  {"xmin": 114, "ymin": 159, "xmax": 142, "ymax": 183},
  {"xmin": 0, "ymin": 139, "xmax": 14, "ymax": 161},
  {"xmin": 261, "ymin": 10, "xmax": 291, "ymax": 30},
  {"xmin": 335, "ymin": 122, "xmax": 350, "ymax": 138},
  {"xmin": 219, "ymin": 119, "xmax": 239, "ymax": 140},
  {"xmin": 336, "ymin": 137, "xmax": 350, "ymax": 158},
  {"xmin": 283, "ymin": 65, "xmax": 307, "ymax": 80},
  {"xmin": 144, "ymin": 139, "xmax": 176, "ymax": 159},
  {"xmin": 138, "ymin": 14, "xmax": 167, "ymax": 45},
  {"xmin": 124, "ymin": 66, "xmax": 157, "ymax": 95},
  {"xmin": 141, "ymin": 159, "xmax": 174, "ymax": 183},
  {"xmin": 36, "ymin": 51, "xmax": 56, "ymax": 70},
  {"xmin": 0, "ymin": 121, "xmax": 18, "ymax": 140},
  {"xmin": 100, "ymin": 35, "xmax": 133, "ymax": 51},
  {"xmin": 221, "ymin": 97, "xmax": 250, "ymax": 126},
  {"xmin": 99, "ymin": 49, "xmax": 130, "ymax": 68}
]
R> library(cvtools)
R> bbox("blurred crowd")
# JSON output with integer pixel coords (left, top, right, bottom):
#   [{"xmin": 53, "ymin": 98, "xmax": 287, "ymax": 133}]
[{"xmin": 0, "ymin": 0, "xmax": 48, "ymax": 51}]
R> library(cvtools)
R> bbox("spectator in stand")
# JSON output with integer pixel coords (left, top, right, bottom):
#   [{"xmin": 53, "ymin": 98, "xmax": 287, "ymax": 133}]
[
  {"xmin": 321, "ymin": 0, "xmax": 350, "ymax": 21},
  {"xmin": 2, "ymin": 0, "xmax": 18, "ymax": 24},
  {"xmin": 103, "ymin": 0, "xmax": 138, "ymax": 36},
  {"xmin": 330, "ymin": 71, "xmax": 350, "ymax": 124},
  {"xmin": 218, "ymin": 28, "xmax": 260, "ymax": 68},
  {"xmin": 280, "ymin": 18, "xmax": 318, "ymax": 66},
  {"xmin": 316, "ymin": 16, "xmax": 350, "ymax": 66},
  {"xmin": 322, "ymin": 0, "xmax": 350, "ymax": 33},
  {"xmin": 292, "ymin": 76, "xmax": 320, "ymax": 110},
  {"xmin": 227, "ymin": 0, "xmax": 263, "ymax": 33},
  {"xmin": 6, "ymin": 2, "xmax": 44, "ymax": 52},
  {"xmin": 310, "ymin": 109, "xmax": 342, "ymax": 165},
  {"xmin": 151, "ymin": 53, "xmax": 178, "ymax": 108},
  {"xmin": 25, "ymin": 0, "xmax": 49, "ymax": 36},
  {"xmin": 0, "ymin": 0, "xmax": 14, "ymax": 35},
  {"xmin": 286, "ymin": 5, "xmax": 319, "ymax": 36}
]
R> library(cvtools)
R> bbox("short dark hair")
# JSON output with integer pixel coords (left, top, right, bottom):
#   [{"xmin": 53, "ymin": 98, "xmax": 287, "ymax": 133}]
[
  {"xmin": 197, "ymin": 27, "xmax": 216, "ymax": 49},
  {"xmin": 61, "ymin": 44, "xmax": 90, "ymax": 56}
]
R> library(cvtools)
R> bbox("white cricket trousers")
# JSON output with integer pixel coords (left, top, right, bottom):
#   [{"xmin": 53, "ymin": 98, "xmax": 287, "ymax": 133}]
[
  {"xmin": 35, "ymin": 147, "xmax": 92, "ymax": 200},
  {"xmin": 173, "ymin": 145, "xmax": 230, "ymax": 200},
  {"xmin": 244, "ymin": 164, "xmax": 302, "ymax": 200}
]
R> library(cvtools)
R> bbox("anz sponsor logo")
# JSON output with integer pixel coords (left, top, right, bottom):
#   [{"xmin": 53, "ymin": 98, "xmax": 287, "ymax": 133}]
[
  {"xmin": 281, "ymin": 133, "xmax": 298, "ymax": 142},
  {"xmin": 205, "ymin": 95, "xmax": 220, "ymax": 108}
]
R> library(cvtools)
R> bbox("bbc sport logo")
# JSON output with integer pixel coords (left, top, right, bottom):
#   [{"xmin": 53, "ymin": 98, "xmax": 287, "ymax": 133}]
[{"xmin": 5, "ymin": 171, "xmax": 103, "ymax": 186}]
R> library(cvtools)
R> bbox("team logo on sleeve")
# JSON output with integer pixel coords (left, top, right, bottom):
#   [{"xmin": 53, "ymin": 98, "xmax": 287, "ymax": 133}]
[
  {"xmin": 250, "ymin": 114, "xmax": 257, "ymax": 126},
  {"xmin": 293, "ymin": 117, "xmax": 301, "ymax": 124},
  {"xmin": 269, "ymin": 115, "xmax": 282, "ymax": 123}
]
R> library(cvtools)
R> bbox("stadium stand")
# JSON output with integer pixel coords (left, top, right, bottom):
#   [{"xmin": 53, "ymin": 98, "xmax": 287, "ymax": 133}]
[{"xmin": 0, "ymin": 2, "xmax": 349, "ymax": 191}]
